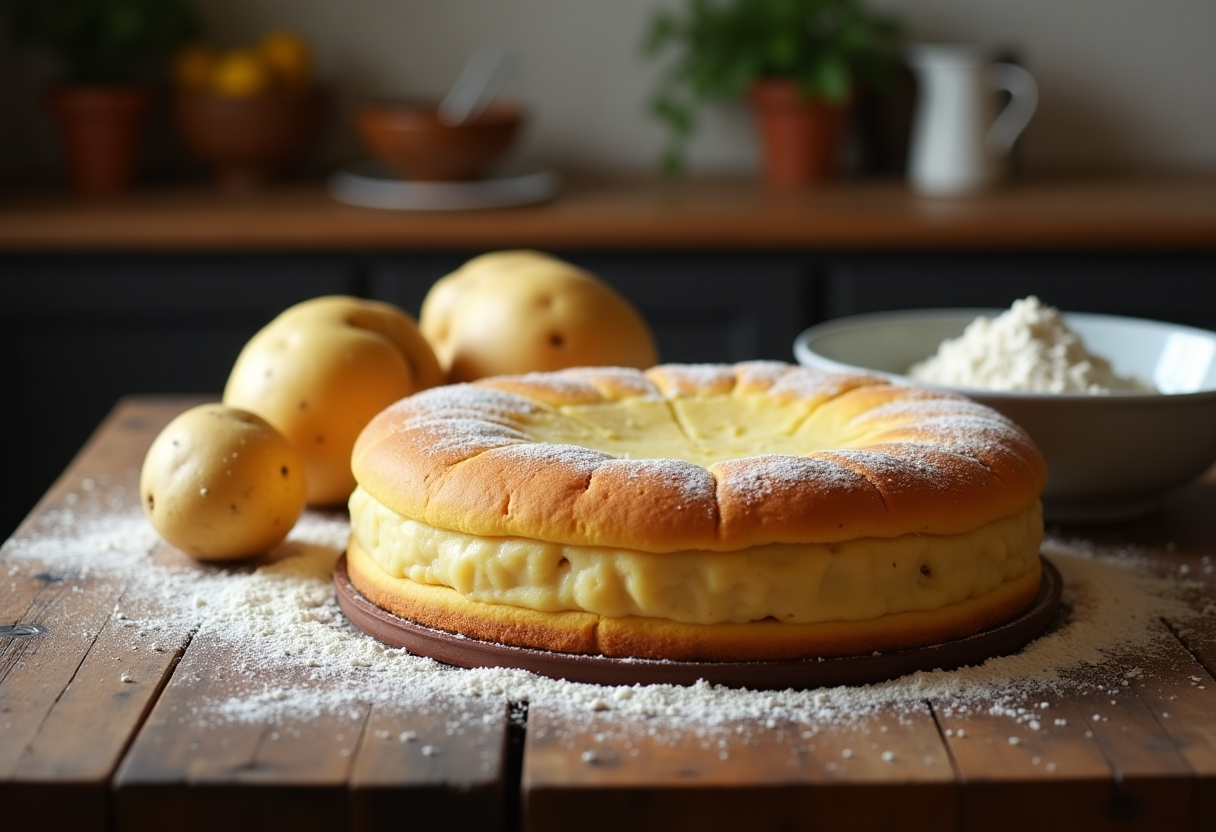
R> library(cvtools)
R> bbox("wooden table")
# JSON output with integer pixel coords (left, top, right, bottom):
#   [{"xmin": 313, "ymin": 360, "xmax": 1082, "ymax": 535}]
[{"xmin": 3, "ymin": 397, "xmax": 1214, "ymax": 832}]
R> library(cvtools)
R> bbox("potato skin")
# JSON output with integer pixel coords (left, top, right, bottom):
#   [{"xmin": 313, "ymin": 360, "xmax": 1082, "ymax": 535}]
[
  {"xmin": 140, "ymin": 404, "xmax": 307, "ymax": 561},
  {"xmin": 223, "ymin": 296, "xmax": 444, "ymax": 505},
  {"xmin": 420, "ymin": 251, "xmax": 658, "ymax": 383}
]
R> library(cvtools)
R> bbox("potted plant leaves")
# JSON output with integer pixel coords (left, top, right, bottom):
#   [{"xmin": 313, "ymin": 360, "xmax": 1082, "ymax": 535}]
[
  {"xmin": 642, "ymin": 0, "xmax": 902, "ymax": 188},
  {"xmin": 1, "ymin": 0, "xmax": 198, "ymax": 193}
]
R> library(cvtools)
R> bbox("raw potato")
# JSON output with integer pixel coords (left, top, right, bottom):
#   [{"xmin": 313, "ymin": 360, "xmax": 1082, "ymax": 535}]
[
  {"xmin": 223, "ymin": 296, "xmax": 444, "ymax": 505},
  {"xmin": 140, "ymin": 404, "xmax": 307, "ymax": 561},
  {"xmin": 420, "ymin": 250, "xmax": 658, "ymax": 382}
]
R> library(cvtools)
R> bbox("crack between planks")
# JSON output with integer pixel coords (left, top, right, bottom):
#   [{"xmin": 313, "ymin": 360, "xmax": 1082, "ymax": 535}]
[
  {"xmin": 504, "ymin": 700, "xmax": 527, "ymax": 832},
  {"xmin": 1160, "ymin": 614, "xmax": 1216, "ymax": 681},
  {"xmin": 2, "ymin": 578, "xmax": 101, "ymax": 763},
  {"xmin": 924, "ymin": 698, "xmax": 965, "ymax": 832},
  {"xmin": 105, "ymin": 576, "xmax": 200, "ymax": 777},
  {"xmin": 109, "ymin": 623, "xmax": 197, "ymax": 768}
]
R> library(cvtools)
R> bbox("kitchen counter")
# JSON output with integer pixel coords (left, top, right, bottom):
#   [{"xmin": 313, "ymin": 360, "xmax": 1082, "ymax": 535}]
[
  {"xmin": 2, "ymin": 174, "xmax": 1215, "ymax": 251},
  {"xmin": 2, "ymin": 396, "xmax": 1214, "ymax": 831}
]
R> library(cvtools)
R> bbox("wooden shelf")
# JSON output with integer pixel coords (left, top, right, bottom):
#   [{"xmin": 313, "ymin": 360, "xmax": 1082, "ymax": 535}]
[{"xmin": 3, "ymin": 173, "xmax": 1215, "ymax": 252}]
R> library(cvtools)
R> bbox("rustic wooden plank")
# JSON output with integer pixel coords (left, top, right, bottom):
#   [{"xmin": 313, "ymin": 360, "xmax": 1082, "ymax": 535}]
[
  {"xmin": 112, "ymin": 633, "xmax": 368, "ymax": 832},
  {"xmin": 4, "ymin": 589, "xmax": 192, "ymax": 828},
  {"xmin": 938, "ymin": 625, "xmax": 1216, "ymax": 832},
  {"xmin": 1166, "ymin": 576, "xmax": 1216, "ymax": 682},
  {"xmin": 1056, "ymin": 647, "xmax": 1196, "ymax": 831},
  {"xmin": 1, "ymin": 560, "xmax": 123, "ymax": 766},
  {"xmin": 114, "ymin": 629, "xmax": 516, "ymax": 831},
  {"xmin": 1056, "ymin": 469, "xmax": 1216, "ymax": 672},
  {"xmin": 1170, "ymin": 608, "xmax": 1216, "ymax": 679},
  {"xmin": 0, "ymin": 565, "xmax": 127, "ymax": 832},
  {"xmin": 523, "ymin": 702, "xmax": 954, "ymax": 832},
  {"xmin": 1116, "ymin": 632, "xmax": 1216, "ymax": 832},
  {"xmin": 1039, "ymin": 473, "xmax": 1216, "ymax": 831},
  {"xmin": 1, "ymin": 397, "xmax": 198, "ymax": 832},
  {"xmin": 348, "ymin": 698, "xmax": 510, "ymax": 831},
  {"xmin": 937, "ymin": 686, "xmax": 1115, "ymax": 832}
]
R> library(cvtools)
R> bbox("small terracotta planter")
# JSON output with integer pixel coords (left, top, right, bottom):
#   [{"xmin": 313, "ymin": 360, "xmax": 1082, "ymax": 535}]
[
  {"xmin": 749, "ymin": 80, "xmax": 851, "ymax": 189},
  {"xmin": 45, "ymin": 86, "xmax": 152, "ymax": 195}
]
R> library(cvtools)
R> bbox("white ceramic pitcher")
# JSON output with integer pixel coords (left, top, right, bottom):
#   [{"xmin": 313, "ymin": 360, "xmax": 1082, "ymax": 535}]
[{"xmin": 906, "ymin": 44, "xmax": 1038, "ymax": 196}]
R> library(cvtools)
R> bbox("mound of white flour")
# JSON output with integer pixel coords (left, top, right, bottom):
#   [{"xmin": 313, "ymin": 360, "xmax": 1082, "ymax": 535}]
[{"xmin": 909, "ymin": 296, "xmax": 1148, "ymax": 393}]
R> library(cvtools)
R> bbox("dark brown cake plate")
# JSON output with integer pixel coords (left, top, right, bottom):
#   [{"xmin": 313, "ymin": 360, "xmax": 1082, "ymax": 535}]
[{"xmin": 333, "ymin": 555, "xmax": 1062, "ymax": 690}]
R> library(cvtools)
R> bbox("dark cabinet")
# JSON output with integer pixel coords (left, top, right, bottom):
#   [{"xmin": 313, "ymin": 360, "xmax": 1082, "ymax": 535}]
[{"xmin": 3, "ymin": 248, "xmax": 1214, "ymax": 540}]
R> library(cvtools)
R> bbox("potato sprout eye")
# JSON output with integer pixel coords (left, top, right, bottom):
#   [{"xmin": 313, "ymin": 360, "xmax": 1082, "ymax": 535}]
[{"xmin": 549, "ymin": 333, "xmax": 565, "ymax": 348}]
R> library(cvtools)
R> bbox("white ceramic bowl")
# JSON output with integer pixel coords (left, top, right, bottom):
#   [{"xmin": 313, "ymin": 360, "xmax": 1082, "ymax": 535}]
[{"xmin": 793, "ymin": 309, "xmax": 1216, "ymax": 523}]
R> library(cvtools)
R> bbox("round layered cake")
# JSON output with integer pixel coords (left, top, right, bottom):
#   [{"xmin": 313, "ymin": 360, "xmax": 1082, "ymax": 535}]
[{"xmin": 346, "ymin": 361, "xmax": 1047, "ymax": 662}]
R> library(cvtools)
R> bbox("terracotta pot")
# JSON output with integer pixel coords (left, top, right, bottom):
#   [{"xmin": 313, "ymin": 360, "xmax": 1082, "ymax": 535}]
[
  {"xmin": 173, "ymin": 89, "xmax": 326, "ymax": 192},
  {"xmin": 356, "ymin": 100, "xmax": 523, "ymax": 182},
  {"xmin": 45, "ymin": 86, "xmax": 152, "ymax": 195},
  {"xmin": 749, "ymin": 80, "xmax": 851, "ymax": 189}
]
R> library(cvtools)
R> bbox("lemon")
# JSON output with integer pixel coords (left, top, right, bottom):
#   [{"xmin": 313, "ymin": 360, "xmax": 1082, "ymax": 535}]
[
  {"xmin": 208, "ymin": 49, "xmax": 273, "ymax": 98},
  {"xmin": 258, "ymin": 30, "xmax": 312, "ymax": 91},
  {"xmin": 173, "ymin": 43, "xmax": 215, "ymax": 92}
]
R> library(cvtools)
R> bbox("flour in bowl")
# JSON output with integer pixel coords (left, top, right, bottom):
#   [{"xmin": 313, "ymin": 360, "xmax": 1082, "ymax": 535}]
[{"xmin": 908, "ymin": 296, "xmax": 1149, "ymax": 393}]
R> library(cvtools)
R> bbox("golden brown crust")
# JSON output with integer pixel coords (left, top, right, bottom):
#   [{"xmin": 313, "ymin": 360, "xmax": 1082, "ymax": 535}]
[
  {"xmin": 347, "ymin": 537, "xmax": 1043, "ymax": 661},
  {"xmin": 351, "ymin": 362, "xmax": 1047, "ymax": 552}
]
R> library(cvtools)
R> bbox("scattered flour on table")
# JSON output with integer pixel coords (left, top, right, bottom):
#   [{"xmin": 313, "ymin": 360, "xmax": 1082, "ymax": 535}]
[
  {"xmin": 2, "ymin": 472, "xmax": 1205, "ymax": 737},
  {"xmin": 908, "ymin": 296, "xmax": 1150, "ymax": 393}
]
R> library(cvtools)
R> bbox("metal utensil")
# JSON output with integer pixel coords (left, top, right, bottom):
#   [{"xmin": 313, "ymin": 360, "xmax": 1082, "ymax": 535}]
[{"xmin": 438, "ymin": 49, "xmax": 517, "ymax": 126}]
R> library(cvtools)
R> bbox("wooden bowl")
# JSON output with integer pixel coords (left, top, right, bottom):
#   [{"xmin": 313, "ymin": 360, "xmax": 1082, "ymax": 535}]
[
  {"xmin": 355, "ymin": 100, "xmax": 523, "ymax": 182},
  {"xmin": 173, "ymin": 89, "xmax": 326, "ymax": 191}
]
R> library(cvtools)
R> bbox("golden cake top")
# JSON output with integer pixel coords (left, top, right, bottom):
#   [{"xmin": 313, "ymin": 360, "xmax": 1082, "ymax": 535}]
[{"xmin": 351, "ymin": 361, "xmax": 1047, "ymax": 552}]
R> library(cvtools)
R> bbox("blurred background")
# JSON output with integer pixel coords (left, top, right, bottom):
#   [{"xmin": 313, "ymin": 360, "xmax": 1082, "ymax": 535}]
[
  {"xmin": 2, "ymin": 0, "xmax": 1215, "ymax": 181},
  {"xmin": 1, "ymin": 0, "xmax": 1214, "ymax": 541}
]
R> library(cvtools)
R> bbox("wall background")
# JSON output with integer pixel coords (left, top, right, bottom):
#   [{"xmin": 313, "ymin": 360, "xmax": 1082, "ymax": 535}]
[{"xmin": 2, "ymin": 0, "xmax": 1215, "ymax": 181}]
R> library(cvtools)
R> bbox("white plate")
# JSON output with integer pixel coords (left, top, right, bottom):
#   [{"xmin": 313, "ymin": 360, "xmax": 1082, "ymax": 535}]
[{"xmin": 327, "ymin": 162, "xmax": 560, "ymax": 210}]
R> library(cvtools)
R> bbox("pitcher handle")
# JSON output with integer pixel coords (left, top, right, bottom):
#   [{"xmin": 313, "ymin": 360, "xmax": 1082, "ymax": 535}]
[{"xmin": 988, "ymin": 62, "xmax": 1038, "ymax": 155}]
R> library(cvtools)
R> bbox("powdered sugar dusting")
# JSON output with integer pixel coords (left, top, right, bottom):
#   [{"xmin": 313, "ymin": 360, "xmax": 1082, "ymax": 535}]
[
  {"xmin": 826, "ymin": 448, "xmax": 957, "ymax": 495},
  {"xmin": 407, "ymin": 384, "xmax": 542, "ymax": 424},
  {"xmin": 768, "ymin": 366, "xmax": 881, "ymax": 402},
  {"xmin": 650, "ymin": 363, "xmax": 737, "ymax": 396},
  {"xmin": 600, "ymin": 456, "xmax": 718, "ymax": 508},
  {"xmin": 492, "ymin": 440, "xmax": 611, "ymax": 476},
  {"xmin": 902, "ymin": 416, "xmax": 1030, "ymax": 462},
  {"xmin": 733, "ymin": 360, "xmax": 793, "ymax": 389},
  {"xmin": 714, "ymin": 454, "xmax": 873, "ymax": 502},
  {"xmin": 5, "ymin": 472, "xmax": 1205, "ymax": 733},
  {"xmin": 374, "ymin": 363, "xmax": 1045, "ymax": 546},
  {"xmin": 405, "ymin": 417, "xmax": 529, "ymax": 455},
  {"xmin": 539, "ymin": 366, "xmax": 661, "ymax": 399}
]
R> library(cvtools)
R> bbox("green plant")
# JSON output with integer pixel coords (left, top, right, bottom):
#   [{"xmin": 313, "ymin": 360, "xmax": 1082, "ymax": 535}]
[
  {"xmin": 642, "ymin": 0, "xmax": 902, "ymax": 171},
  {"xmin": 1, "ymin": 0, "xmax": 199, "ymax": 84}
]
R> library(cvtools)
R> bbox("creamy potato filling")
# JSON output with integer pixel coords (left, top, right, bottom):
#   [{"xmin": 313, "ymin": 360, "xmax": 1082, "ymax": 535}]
[
  {"xmin": 514, "ymin": 393, "xmax": 867, "ymax": 466},
  {"xmin": 350, "ymin": 487, "xmax": 1042, "ymax": 625}
]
